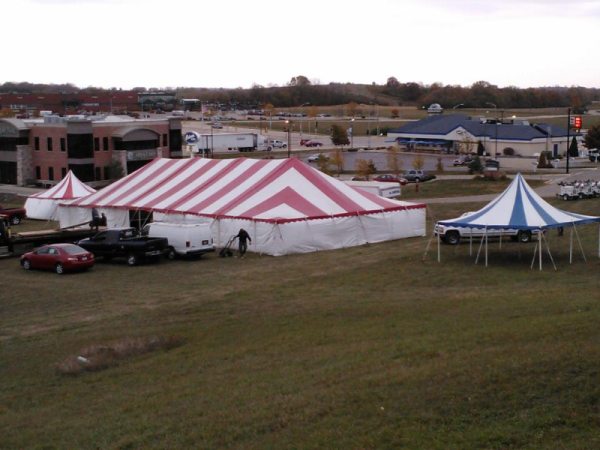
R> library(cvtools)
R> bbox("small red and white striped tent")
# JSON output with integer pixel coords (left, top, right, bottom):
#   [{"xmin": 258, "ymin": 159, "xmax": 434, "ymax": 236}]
[
  {"xmin": 58, "ymin": 158, "xmax": 426, "ymax": 256},
  {"xmin": 25, "ymin": 170, "xmax": 96, "ymax": 220}
]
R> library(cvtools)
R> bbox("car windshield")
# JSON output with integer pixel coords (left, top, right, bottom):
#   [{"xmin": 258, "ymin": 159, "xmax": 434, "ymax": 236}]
[{"xmin": 61, "ymin": 244, "xmax": 87, "ymax": 254}]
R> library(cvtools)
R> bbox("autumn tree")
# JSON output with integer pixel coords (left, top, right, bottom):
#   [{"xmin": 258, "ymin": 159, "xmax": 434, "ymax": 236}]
[
  {"xmin": 584, "ymin": 123, "xmax": 600, "ymax": 151},
  {"xmin": 0, "ymin": 107, "xmax": 15, "ymax": 118},
  {"xmin": 329, "ymin": 149, "xmax": 344, "ymax": 177},
  {"xmin": 347, "ymin": 102, "xmax": 358, "ymax": 117},
  {"xmin": 307, "ymin": 106, "xmax": 318, "ymax": 118},
  {"xmin": 436, "ymin": 156, "xmax": 444, "ymax": 172},
  {"xmin": 458, "ymin": 135, "xmax": 476, "ymax": 154},
  {"xmin": 263, "ymin": 103, "xmax": 275, "ymax": 116},
  {"xmin": 386, "ymin": 147, "xmax": 404, "ymax": 177},
  {"xmin": 391, "ymin": 108, "xmax": 400, "ymax": 118},
  {"xmin": 412, "ymin": 155, "xmax": 425, "ymax": 170},
  {"xmin": 316, "ymin": 154, "xmax": 332, "ymax": 175},
  {"xmin": 355, "ymin": 158, "xmax": 376, "ymax": 180},
  {"xmin": 330, "ymin": 124, "xmax": 350, "ymax": 147}
]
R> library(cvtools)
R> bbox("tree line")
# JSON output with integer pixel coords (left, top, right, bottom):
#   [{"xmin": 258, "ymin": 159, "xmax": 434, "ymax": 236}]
[{"xmin": 2, "ymin": 77, "xmax": 599, "ymax": 112}]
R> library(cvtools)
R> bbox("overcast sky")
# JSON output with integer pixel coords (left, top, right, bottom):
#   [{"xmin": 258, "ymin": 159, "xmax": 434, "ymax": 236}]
[{"xmin": 5, "ymin": 0, "xmax": 600, "ymax": 89}]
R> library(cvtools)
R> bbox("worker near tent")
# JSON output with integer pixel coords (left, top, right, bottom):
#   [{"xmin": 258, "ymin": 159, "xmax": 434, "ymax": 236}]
[
  {"xmin": 235, "ymin": 228, "xmax": 252, "ymax": 258},
  {"xmin": 91, "ymin": 208, "xmax": 102, "ymax": 231}
]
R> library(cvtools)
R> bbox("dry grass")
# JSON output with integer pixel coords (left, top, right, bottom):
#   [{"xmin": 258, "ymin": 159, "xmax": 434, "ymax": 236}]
[{"xmin": 55, "ymin": 335, "xmax": 183, "ymax": 375}]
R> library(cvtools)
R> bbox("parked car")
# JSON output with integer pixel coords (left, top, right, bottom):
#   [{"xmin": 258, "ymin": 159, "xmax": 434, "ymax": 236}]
[
  {"xmin": 21, "ymin": 243, "xmax": 94, "ymax": 274},
  {"xmin": 402, "ymin": 169, "xmax": 431, "ymax": 183},
  {"xmin": 212, "ymin": 122, "xmax": 223, "ymax": 129},
  {"xmin": 304, "ymin": 141, "xmax": 323, "ymax": 147},
  {"xmin": 372, "ymin": 174, "xmax": 408, "ymax": 185},
  {"xmin": 307, "ymin": 154, "xmax": 328, "ymax": 163},
  {"xmin": 0, "ymin": 205, "xmax": 27, "ymax": 225},
  {"xmin": 350, "ymin": 176, "xmax": 367, "ymax": 181}
]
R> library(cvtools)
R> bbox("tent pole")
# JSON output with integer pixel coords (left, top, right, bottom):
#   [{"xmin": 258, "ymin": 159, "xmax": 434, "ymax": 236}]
[
  {"xmin": 423, "ymin": 220, "xmax": 437, "ymax": 261},
  {"xmin": 570, "ymin": 226, "xmax": 573, "ymax": 264},
  {"xmin": 573, "ymin": 223, "xmax": 587, "ymax": 262},
  {"xmin": 469, "ymin": 228, "xmax": 473, "ymax": 256},
  {"xmin": 475, "ymin": 233, "xmax": 485, "ymax": 265},
  {"xmin": 542, "ymin": 231, "xmax": 557, "ymax": 270},
  {"xmin": 485, "ymin": 228, "xmax": 488, "ymax": 267},
  {"xmin": 538, "ymin": 230, "xmax": 542, "ymax": 271},
  {"xmin": 531, "ymin": 238, "xmax": 538, "ymax": 270},
  {"xmin": 437, "ymin": 227, "xmax": 441, "ymax": 263}
]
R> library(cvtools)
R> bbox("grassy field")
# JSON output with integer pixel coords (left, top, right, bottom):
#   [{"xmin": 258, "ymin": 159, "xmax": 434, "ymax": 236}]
[
  {"xmin": 399, "ymin": 178, "xmax": 547, "ymax": 200},
  {"xmin": 2, "ymin": 195, "xmax": 600, "ymax": 449}
]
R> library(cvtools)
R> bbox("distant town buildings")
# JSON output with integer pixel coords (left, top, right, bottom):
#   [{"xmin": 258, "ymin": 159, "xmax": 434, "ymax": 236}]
[{"xmin": 0, "ymin": 115, "xmax": 181, "ymax": 186}]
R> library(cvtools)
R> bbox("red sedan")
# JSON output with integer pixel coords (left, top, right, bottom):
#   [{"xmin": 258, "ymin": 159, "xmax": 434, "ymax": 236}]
[
  {"xmin": 21, "ymin": 244, "xmax": 95, "ymax": 274},
  {"xmin": 372, "ymin": 174, "xmax": 408, "ymax": 185}
]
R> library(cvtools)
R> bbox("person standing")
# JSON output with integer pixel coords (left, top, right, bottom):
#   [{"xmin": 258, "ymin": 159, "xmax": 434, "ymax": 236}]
[{"xmin": 235, "ymin": 228, "xmax": 252, "ymax": 258}]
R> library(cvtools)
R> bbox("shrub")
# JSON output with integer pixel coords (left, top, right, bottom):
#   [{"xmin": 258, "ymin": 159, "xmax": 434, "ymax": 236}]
[
  {"xmin": 468, "ymin": 156, "xmax": 484, "ymax": 174},
  {"xmin": 436, "ymin": 156, "xmax": 444, "ymax": 172}
]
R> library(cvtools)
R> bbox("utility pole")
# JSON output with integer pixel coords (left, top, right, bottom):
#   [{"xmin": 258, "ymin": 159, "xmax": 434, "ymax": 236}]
[{"xmin": 566, "ymin": 107, "xmax": 571, "ymax": 174}]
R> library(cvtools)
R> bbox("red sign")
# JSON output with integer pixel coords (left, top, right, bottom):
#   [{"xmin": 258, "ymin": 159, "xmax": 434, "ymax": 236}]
[{"xmin": 570, "ymin": 116, "xmax": 582, "ymax": 129}]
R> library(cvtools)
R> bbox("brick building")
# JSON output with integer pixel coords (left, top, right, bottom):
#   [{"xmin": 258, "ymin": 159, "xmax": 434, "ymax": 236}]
[
  {"xmin": 0, "ymin": 115, "xmax": 182, "ymax": 186},
  {"xmin": 0, "ymin": 91, "xmax": 140, "ymax": 116}
]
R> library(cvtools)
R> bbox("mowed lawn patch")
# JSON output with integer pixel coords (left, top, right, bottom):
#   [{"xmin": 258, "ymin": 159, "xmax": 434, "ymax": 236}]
[
  {"xmin": 1, "ymin": 200, "xmax": 600, "ymax": 449},
  {"xmin": 400, "ymin": 178, "xmax": 547, "ymax": 200}
]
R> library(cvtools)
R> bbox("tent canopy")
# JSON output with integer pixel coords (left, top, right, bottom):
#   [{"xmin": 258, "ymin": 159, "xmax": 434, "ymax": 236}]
[
  {"xmin": 438, "ymin": 173, "xmax": 600, "ymax": 231},
  {"xmin": 29, "ymin": 170, "xmax": 96, "ymax": 200},
  {"xmin": 63, "ymin": 157, "xmax": 423, "ymax": 223}
]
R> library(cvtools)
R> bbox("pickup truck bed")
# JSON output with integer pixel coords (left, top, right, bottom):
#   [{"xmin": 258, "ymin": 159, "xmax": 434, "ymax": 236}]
[
  {"xmin": 0, "ymin": 206, "xmax": 27, "ymax": 225},
  {"xmin": 77, "ymin": 228, "xmax": 168, "ymax": 266}
]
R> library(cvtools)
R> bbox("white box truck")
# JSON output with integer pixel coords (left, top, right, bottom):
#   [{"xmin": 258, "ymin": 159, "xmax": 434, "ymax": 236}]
[
  {"xmin": 185, "ymin": 132, "xmax": 271, "ymax": 153},
  {"xmin": 143, "ymin": 222, "xmax": 215, "ymax": 259}
]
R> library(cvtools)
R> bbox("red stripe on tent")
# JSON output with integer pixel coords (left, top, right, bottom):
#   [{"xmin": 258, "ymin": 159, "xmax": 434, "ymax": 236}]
[
  {"xmin": 186, "ymin": 159, "xmax": 274, "ymax": 214},
  {"xmin": 63, "ymin": 173, "xmax": 74, "ymax": 199},
  {"xmin": 67, "ymin": 158, "xmax": 167, "ymax": 207},
  {"xmin": 140, "ymin": 159, "xmax": 221, "ymax": 210},
  {"xmin": 104, "ymin": 159, "xmax": 186, "ymax": 207},
  {"xmin": 236, "ymin": 186, "xmax": 328, "ymax": 218},
  {"xmin": 119, "ymin": 158, "xmax": 202, "ymax": 208},
  {"xmin": 288, "ymin": 159, "xmax": 365, "ymax": 212},
  {"xmin": 168, "ymin": 158, "xmax": 248, "ymax": 211}
]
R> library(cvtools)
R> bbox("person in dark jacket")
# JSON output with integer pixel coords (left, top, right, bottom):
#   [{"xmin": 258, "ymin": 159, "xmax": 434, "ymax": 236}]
[
  {"xmin": 235, "ymin": 228, "xmax": 252, "ymax": 258},
  {"xmin": 91, "ymin": 208, "xmax": 102, "ymax": 231}
]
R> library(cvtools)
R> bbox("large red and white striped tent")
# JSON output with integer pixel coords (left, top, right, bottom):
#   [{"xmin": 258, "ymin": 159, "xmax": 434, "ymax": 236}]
[
  {"xmin": 25, "ymin": 170, "xmax": 96, "ymax": 220},
  {"xmin": 59, "ymin": 157, "xmax": 426, "ymax": 255}
]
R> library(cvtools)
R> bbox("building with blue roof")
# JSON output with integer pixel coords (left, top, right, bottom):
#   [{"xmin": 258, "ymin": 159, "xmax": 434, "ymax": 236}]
[{"xmin": 388, "ymin": 114, "xmax": 581, "ymax": 158}]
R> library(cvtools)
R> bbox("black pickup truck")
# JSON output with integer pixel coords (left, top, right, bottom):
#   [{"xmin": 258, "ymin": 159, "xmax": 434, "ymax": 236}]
[{"xmin": 77, "ymin": 228, "xmax": 168, "ymax": 266}]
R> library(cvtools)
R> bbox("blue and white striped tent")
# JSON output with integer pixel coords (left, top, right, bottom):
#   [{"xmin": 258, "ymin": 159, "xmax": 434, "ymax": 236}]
[
  {"xmin": 436, "ymin": 173, "xmax": 600, "ymax": 269},
  {"xmin": 438, "ymin": 173, "xmax": 600, "ymax": 230}
]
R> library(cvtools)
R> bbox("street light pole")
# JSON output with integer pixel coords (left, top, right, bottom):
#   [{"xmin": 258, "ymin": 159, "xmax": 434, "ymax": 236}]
[
  {"xmin": 452, "ymin": 103, "xmax": 464, "ymax": 111},
  {"xmin": 486, "ymin": 102, "xmax": 498, "ymax": 159},
  {"xmin": 350, "ymin": 118, "xmax": 355, "ymax": 150},
  {"xmin": 285, "ymin": 120, "xmax": 292, "ymax": 158},
  {"xmin": 566, "ymin": 107, "xmax": 571, "ymax": 174},
  {"xmin": 299, "ymin": 102, "xmax": 309, "ymax": 138}
]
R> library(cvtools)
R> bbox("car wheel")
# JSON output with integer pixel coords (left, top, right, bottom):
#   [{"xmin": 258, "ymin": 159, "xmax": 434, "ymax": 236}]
[
  {"xmin": 518, "ymin": 230, "xmax": 532, "ymax": 243},
  {"xmin": 55, "ymin": 263, "xmax": 64, "ymax": 275},
  {"xmin": 22, "ymin": 259, "xmax": 31, "ymax": 270},
  {"xmin": 127, "ymin": 254, "xmax": 138, "ymax": 266},
  {"xmin": 578, "ymin": 193, "xmax": 584, "ymax": 199},
  {"xmin": 283, "ymin": 144, "xmax": 287, "ymax": 148},
  {"xmin": 563, "ymin": 194, "xmax": 569, "ymax": 201},
  {"xmin": 10, "ymin": 216, "xmax": 21, "ymax": 225},
  {"xmin": 414, "ymin": 178, "xmax": 421, "ymax": 183},
  {"xmin": 445, "ymin": 231, "xmax": 460, "ymax": 245},
  {"xmin": 166, "ymin": 248, "xmax": 177, "ymax": 260}
]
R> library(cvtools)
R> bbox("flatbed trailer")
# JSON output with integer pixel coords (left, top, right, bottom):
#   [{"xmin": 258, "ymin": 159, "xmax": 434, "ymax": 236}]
[{"xmin": 0, "ymin": 218, "xmax": 105, "ymax": 257}]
